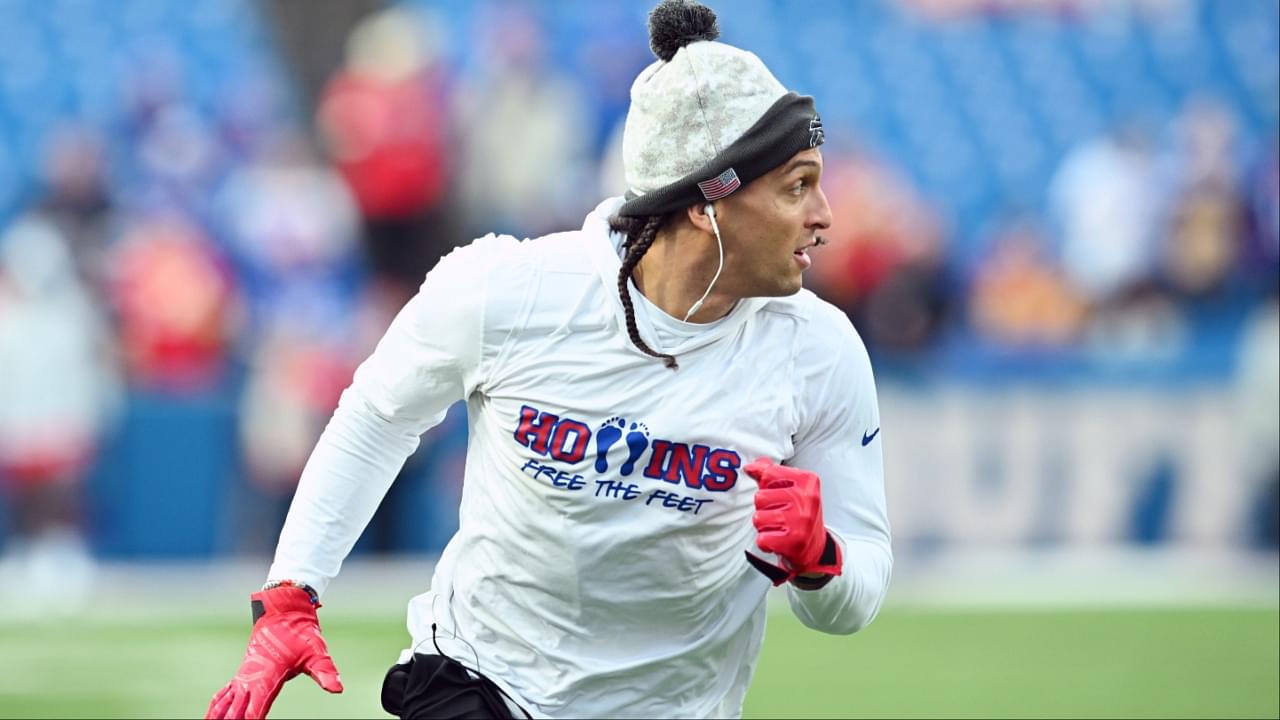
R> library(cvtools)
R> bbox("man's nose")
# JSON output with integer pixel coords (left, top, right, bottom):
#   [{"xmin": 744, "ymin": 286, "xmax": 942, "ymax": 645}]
[{"xmin": 809, "ymin": 185, "xmax": 833, "ymax": 230}]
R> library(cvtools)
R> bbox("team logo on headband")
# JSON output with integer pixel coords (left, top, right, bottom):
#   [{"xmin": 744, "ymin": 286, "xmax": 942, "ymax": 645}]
[
  {"xmin": 809, "ymin": 115, "xmax": 825, "ymax": 148},
  {"xmin": 698, "ymin": 168, "xmax": 741, "ymax": 201}
]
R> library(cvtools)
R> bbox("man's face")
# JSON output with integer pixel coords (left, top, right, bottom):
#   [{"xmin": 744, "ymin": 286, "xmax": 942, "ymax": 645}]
[{"xmin": 714, "ymin": 148, "xmax": 833, "ymax": 298}]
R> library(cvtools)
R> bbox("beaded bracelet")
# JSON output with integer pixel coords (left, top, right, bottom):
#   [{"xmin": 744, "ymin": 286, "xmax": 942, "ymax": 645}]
[{"xmin": 262, "ymin": 578, "xmax": 320, "ymax": 605}]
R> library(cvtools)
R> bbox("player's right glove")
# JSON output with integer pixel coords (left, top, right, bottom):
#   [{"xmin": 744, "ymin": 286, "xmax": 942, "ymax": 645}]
[
  {"xmin": 205, "ymin": 583, "xmax": 343, "ymax": 720},
  {"xmin": 743, "ymin": 458, "xmax": 844, "ymax": 587}
]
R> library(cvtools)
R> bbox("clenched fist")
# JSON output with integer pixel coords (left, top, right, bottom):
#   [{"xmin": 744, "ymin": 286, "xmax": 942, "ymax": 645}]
[{"xmin": 744, "ymin": 458, "xmax": 843, "ymax": 587}]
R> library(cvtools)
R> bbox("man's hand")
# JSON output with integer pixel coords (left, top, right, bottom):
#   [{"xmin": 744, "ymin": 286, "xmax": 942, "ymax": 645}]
[
  {"xmin": 206, "ymin": 584, "xmax": 343, "ymax": 720},
  {"xmin": 744, "ymin": 458, "xmax": 843, "ymax": 586}
]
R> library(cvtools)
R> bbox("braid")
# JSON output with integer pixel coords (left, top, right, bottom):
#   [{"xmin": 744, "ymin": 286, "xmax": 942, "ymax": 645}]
[{"xmin": 610, "ymin": 213, "xmax": 678, "ymax": 370}]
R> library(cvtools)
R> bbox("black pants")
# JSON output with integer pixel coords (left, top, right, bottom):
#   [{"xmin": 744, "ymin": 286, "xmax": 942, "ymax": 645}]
[{"xmin": 381, "ymin": 653, "xmax": 524, "ymax": 719}]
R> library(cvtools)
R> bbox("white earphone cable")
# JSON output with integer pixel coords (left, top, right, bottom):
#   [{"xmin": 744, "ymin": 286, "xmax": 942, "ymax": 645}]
[{"xmin": 684, "ymin": 203, "xmax": 725, "ymax": 322}]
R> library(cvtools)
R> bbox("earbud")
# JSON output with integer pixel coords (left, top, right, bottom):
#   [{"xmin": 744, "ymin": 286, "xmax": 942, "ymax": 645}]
[{"xmin": 686, "ymin": 202, "xmax": 725, "ymax": 322}]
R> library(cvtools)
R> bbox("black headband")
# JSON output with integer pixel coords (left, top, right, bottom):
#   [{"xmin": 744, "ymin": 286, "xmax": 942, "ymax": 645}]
[{"xmin": 617, "ymin": 93, "xmax": 825, "ymax": 218}]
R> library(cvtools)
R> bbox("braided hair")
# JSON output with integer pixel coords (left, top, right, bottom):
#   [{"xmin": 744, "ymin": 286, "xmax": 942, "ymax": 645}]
[{"xmin": 609, "ymin": 212, "xmax": 679, "ymax": 370}]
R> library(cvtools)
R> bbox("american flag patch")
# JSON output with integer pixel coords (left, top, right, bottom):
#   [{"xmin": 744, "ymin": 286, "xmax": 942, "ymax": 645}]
[{"xmin": 697, "ymin": 168, "xmax": 741, "ymax": 201}]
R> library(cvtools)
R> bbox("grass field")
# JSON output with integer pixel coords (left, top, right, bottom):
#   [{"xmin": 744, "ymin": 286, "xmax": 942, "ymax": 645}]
[{"xmin": 1, "ymin": 605, "xmax": 1276, "ymax": 718}]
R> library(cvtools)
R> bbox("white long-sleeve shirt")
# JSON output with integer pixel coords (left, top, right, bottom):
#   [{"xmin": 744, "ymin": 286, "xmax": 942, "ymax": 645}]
[{"xmin": 268, "ymin": 197, "xmax": 892, "ymax": 718}]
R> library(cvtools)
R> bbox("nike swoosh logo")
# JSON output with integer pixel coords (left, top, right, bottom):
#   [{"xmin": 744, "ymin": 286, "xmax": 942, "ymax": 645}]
[{"xmin": 861, "ymin": 428, "xmax": 880, "ymax": 446}]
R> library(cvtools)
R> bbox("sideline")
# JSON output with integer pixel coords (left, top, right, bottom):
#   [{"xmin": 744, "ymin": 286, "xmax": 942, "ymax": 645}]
[{"xmin": 1, "ymin": 547, "xmax": 1274, "ymax": 625}]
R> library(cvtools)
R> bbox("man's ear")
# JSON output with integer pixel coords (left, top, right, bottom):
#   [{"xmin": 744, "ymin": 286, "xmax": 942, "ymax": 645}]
[{"xmin": 687, "ymin": 202, "xmax": 717, "ymax": 234}]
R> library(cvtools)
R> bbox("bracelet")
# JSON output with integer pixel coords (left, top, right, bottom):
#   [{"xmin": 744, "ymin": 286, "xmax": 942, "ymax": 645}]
[{"xmin": 262, "ymin": 579, "xmax": 320, "ymax": 605}]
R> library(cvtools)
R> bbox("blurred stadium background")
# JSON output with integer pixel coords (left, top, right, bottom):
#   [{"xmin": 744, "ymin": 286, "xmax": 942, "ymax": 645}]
[{"xmin": 0, "ymin": 0, "xmax": 1276, "ymax": 717}]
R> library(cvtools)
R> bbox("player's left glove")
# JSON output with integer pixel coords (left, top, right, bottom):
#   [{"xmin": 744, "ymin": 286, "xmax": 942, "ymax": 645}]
[{"xmin": 744, "ymin": 457, "xmax": 843, "ymax": 588}]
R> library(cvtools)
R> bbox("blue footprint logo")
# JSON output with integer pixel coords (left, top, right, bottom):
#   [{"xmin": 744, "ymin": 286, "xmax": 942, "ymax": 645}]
[
  {"xmin": 619, "ymin": 422, "xmax": 649, "ymax": 477},
  {"xmin": 594, "ymin": 417, "xmax": 626, "ymax": 473}
]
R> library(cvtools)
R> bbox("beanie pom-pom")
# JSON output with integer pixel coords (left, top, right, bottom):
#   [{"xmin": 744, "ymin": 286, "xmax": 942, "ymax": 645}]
[{"xmin": 648, "ymin": 0, "xmax": 719, "ymax": 62}]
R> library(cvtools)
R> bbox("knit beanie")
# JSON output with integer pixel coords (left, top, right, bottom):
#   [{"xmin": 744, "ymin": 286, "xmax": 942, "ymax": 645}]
[{"xmin": 617, "ymin": 0, "xmax": 825, "ymax": 218}]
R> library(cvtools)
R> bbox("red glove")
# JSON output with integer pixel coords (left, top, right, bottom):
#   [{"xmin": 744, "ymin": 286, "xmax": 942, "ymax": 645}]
[
  {"xmin": 744, "ymin": 458, "xmax": 843, "ymax": 587},
  {"xmin": 206, "ymin": 584, "xmax": 343, "ymax": 719}
]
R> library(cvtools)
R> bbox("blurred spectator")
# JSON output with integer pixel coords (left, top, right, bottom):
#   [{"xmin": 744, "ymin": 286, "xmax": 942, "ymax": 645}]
[
  {"xmin": 0, "ymin": 214, "xmax": 121, "ymax": 615},
  {"xmin": 1048, "ymin": 122, "xmax": 1160, "ymax": 306},
  {"xmin": 1242, "ymin": 133, "xmax": 1279, "ymax": 292},
  {"xmin": 236, "ymin": 326, "xmax": 356, "ymax": 553},
  {"xmin": 860, "ymin": 256, "xmax": 953, "ymax": 354},
  {"xmin": 454, "ymin": 0, "xmax": 594, "ymax": 238},
  {"xmin": 805, "ymin": 154, "xmax": 951, "ymax": 352},
  {"xmin": 216, "ymin": 70, "xmax": 296, "ymax": 166},
  {"xmin": 36, "ymin": 124, "xmax": 118, "ymax": 296},
  {"xmin": 316, "ymin": 5, "xmax": 460, "ymax": 303},
  {"xmin": 217, "ymin": 128, "xmax": 364, "ymax": 552},
  {"xmin": 1083, "ymin": 279, "xmax": 1188, "ymax": 365},
  {"xmin": 968, "ymin": 214, "xmax": 1088, "ymax": 348},
  {"xmin": 217, "ymin": 129, "xmax": 361, "ymax": 347},
  {"xmin": 107, "ymin": 214, "xmax": 239, "ymax": 394},
  {"xmin": 1234, "ymin": 289, "xmax": 1280, "ymax": 547},
  {"xmin": 114, "ymin": 40, "xmax": 229, "ymax": 229},
  {"xmin": 1159, "ymin": 97, "xmax": 1248, "ymax": 299},
  {"xmin": 130, "ymin": 104, "xmax": 227, "ymax": 225}
]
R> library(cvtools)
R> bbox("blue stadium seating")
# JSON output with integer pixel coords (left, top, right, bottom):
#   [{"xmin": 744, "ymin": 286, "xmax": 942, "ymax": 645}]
[{"xmin": 1, "ymin": 0, "xmax": 1275, "ymax": 249}]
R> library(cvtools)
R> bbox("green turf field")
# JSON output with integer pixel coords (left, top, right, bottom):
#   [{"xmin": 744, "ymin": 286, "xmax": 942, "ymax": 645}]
[{"xmin": 1, "ymin": 607, "xmax": 1276, "ymax": 718}]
